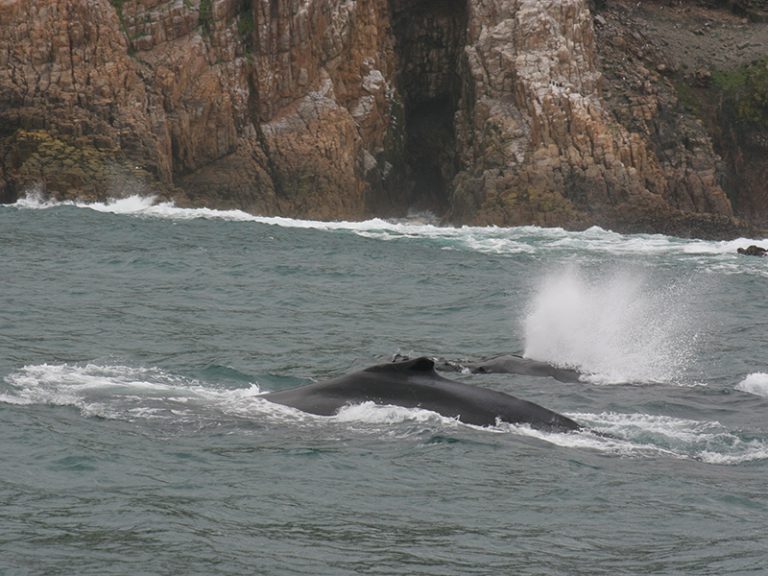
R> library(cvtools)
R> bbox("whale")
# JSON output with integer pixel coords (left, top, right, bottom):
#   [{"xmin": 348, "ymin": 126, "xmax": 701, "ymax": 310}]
[
  {"xmin": 456, "ymin": 355, "xmax": 582, "ymax": 383},
  {"xmin": 262, "ymin": 357, "xmax": 580, "ymax": 432},
  {"xmin": 395, "ymin": 353, "xmax": 583, "ymax": 383}
]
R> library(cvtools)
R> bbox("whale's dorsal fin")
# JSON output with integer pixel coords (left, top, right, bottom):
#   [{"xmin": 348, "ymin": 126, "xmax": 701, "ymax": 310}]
[
  {"xmin": 400, "ymin": 356, "xmax": 436, "ymax": 372},
  {"xmin": 366, "ymin": 356, "xmax": 436, "ymax": 374}
]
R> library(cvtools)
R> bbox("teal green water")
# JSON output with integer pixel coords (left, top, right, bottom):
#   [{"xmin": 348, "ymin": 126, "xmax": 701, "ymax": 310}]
[{"xmin": 1, "ymin": 197, "xmax": 767, "ymax": 575}]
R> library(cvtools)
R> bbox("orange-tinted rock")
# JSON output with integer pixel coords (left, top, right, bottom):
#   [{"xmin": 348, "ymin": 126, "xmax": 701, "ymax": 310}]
[{"xmin": 0, "ymin": 0, "xmax": 762, "ymax": 237}]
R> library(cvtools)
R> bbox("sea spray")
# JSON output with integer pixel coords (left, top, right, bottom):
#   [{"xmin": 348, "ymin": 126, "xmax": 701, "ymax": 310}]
[{"xmin": 522, "ymin": 266, "xmax": 701, "ymax": 384}]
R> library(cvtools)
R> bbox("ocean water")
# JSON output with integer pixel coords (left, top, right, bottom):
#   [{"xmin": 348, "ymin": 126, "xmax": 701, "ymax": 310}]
[{"xmin": 1, "ymin": 194, "xmax": 767, "ymax": 575}]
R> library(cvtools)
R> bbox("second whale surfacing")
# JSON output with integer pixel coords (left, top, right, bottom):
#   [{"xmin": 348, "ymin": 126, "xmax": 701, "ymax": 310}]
[
  {"xmin": 446, "ymin": 354, "xmax": 582, "ymax": 383},
  {"xmin": 262, "ymin": 357, "xmax": 580, "ymax": 433}
]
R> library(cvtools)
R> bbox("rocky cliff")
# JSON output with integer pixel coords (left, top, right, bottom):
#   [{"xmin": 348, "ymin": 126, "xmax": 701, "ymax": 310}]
[{"xmin": 0, "ymin": 0, "xmax": 765, "ymax": 237}]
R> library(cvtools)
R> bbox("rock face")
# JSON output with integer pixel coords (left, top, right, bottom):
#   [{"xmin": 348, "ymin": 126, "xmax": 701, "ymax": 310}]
[
  {"xmin": 0, "ymin": 0, "xmax": 401, "ymax": 218},
  {"xmin": 0, "ymin": 0, "xmax": 764, "ymax": 237},
  {"xmin": 452, "ymin": 0, "xmax": 648, "ymax": 229},
  {"xmin": 0, "ymin": 0, "xmax": 163, "ymax": 201},
  {"xmin": 448, "ymin": 0, "xmax": 749, "ymax": 237}
]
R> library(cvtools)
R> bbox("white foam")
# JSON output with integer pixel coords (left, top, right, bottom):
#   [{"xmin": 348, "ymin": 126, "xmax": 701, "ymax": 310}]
[
  {"xmin": 735, "ymin": 373, "xmax": 768, "ymax": 398},
  {"xmin": 1, "ymin": 362, "xmax": 269, "ymax": 421},
  {"xmin": 333, "ymin": 401, "xmax": 456, "ymax": 426},
  {"xmin": 682, "ymin": 238, "xmax": 768, "ymax": 256},
  {"xmin": 11, "ymin": 191, "xmax": 418, "ymax": 229},
  {"xmin": 12, "ymin": 190, "xmax": 68, "ymax": 209},
  {"xmin": 567, "ymin": 411, "xmax": 768, "ymax": 464},
  {"xmin": 9, "ymin": 192, "xmax": 768, "ymax": 259},
  {"xmin": 522, "ymin": 266, "xmax": 700, "ymax": 384}
]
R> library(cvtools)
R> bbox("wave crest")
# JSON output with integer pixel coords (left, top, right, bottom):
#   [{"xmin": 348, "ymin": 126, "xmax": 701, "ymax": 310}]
[
  {"xmin": 8, "ymin": 192, "xmax": 768, "ymax": 260},
  {"xmin": 736, "ymin": 373, "xmax": 768, "ymax": 398}
]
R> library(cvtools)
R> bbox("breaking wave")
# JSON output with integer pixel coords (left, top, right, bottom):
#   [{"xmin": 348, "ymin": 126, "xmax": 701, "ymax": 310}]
[{"xmin": 8, "ymin": 192, "xmax": 768, "ymax": 261}]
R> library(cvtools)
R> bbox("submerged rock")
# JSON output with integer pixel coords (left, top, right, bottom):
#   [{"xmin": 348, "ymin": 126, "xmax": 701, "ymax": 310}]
[{"xmin": 737, "ymin": 245, "xmax": 768, "ymax": 256}]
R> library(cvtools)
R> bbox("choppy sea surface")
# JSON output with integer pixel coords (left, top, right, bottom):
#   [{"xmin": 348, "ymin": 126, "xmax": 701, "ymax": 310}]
[{"xmin": 2, "ymin": 194, "xmax": 767, "ymax": 575}]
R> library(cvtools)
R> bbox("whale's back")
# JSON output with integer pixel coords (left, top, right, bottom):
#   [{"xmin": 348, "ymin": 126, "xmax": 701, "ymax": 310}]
[{"xmin": 263, "ymin": 357, "xmax": 580, "ymax": 432}]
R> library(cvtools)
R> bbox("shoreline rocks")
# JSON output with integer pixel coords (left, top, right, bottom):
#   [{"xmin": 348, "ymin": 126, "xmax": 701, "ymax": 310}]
[
  {"xmin": 0, "ymin": 0, "xmax": 765, "ymax": 239},
  {"xmin": 737, "ymin": 245, "xmax": 768, "ymax": 256}
]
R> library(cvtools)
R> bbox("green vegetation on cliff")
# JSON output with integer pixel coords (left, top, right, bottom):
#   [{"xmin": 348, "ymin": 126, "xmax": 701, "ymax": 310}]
[
  {"xmin": 1, "ymin": 130, "xmax": 154, "ymax": 202},
  {"xmin": 199, "ymin": 0, "xmax": 213, "ymax": 34},
  {"xmin": 713, "ymin": 58, "xmax": 768, "ymax": 127}
]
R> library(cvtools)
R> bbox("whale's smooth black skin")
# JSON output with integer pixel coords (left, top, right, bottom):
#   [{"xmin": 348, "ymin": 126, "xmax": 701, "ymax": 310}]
[{"xmin": 262, "ymin": 357, "xmax": 580, "ymax": 432}]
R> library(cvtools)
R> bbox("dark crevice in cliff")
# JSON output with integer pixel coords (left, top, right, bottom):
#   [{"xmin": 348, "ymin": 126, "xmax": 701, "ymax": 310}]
[
  {"xmin": 390, "ymin": 0, "xmax": 466, "ymax": 215},
  {"xmin": 247, "ymin": 70, "xmax": 285, "ymax": 200},
  {"xmin": 0, "ymin": 172, "xmax": 18, "ymax": 204},
  {"xmin": 404, "ymin": 97, "xmax": 456, "ymax": 212}
]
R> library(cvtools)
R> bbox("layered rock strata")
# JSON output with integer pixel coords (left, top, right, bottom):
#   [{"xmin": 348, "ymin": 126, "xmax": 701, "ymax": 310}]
[
  {"xmin": 0, "ymin": 0, "xmax": 764, "ymax": 237},
  {"xmin": 448, "ymin": 0, "xmax": 745, "ymax": 237}
]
